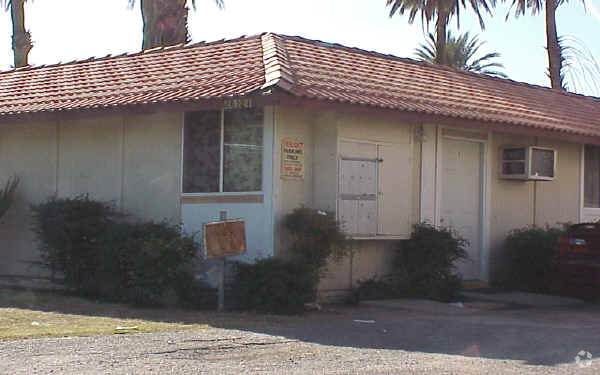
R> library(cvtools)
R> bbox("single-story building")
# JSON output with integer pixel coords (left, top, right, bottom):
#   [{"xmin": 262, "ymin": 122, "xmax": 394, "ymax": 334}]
[{"xmin": 1, "ymin": 33, "xmax": 600, "ymax": 297}]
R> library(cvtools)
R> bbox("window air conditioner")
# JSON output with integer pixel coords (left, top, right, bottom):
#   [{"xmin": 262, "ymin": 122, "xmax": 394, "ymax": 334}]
[{"xmin": 500, "ymin": 146, "xmax": 556, "ymax": 181}]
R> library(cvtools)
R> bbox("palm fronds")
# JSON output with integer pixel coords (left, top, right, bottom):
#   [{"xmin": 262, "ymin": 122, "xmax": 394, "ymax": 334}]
[
  {"xmin": 415, "ymin": 31, "xmax": 508, "ymax": 78},
  {"xmin": 0, "ymin": 176, "xmax": 19, "ymax": 219},
  {"xmin": 559, "ymin": 35, "xmax": 600, "ymax": 96}
]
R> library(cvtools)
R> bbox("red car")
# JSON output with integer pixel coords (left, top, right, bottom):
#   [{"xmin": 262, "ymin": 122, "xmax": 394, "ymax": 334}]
[{"xmin": 556, "ymin": 223, "xmax": 600, "ymax": 288}]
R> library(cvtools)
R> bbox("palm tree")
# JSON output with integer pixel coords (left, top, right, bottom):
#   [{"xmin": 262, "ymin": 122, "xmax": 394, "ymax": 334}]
[
  {"xmin": 415, "ymin": 31, "xmax": 508, "ymax": 78},
  {"xmin": 386, "ymin": 0, "xmax": 496, "ymax": 65},
  {"xmin": 506, "ymin": 0, "xmax": 583, "ymax": 90},
  {"xmin": 128, "ymin": 0, "xmax": 224, "ymax": 50},
  {"xmin": 2, "ymin": 0, "xmax": 32, "ymax": 68}
]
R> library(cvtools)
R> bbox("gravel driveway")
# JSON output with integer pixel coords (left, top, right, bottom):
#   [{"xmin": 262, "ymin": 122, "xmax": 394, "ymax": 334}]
[{"xmin": 2, "ymin": 303, "xmax": 599, "ymax": 374}]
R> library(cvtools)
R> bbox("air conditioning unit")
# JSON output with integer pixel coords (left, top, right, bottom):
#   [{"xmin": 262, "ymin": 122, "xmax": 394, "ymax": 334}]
[{"xmin": 500, "ymin": 146, "xmax": 556, "ymax": 181}]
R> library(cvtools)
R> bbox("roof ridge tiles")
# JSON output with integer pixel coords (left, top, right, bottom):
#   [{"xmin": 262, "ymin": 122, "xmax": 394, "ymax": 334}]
[{"xmin": 260, "ymin": 33, "xmax": 296, "ymax": 91}]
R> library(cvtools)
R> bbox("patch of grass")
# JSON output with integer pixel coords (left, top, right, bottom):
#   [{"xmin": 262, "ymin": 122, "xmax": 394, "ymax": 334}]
[
  {"xmin": 0, "ymin": 308, "xmax": 204, "ymax": 340},
  {"xmin": 0, "ymin": 287, "xmax": 305, "ymax": 340}
]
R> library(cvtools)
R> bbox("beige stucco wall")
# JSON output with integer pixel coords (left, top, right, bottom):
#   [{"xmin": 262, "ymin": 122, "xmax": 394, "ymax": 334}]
[
  {"xmin": 0, "ymin": 111, "xmax": 182, "ymax": 279},
  {"xmin": 122, "ymin": 112, "xmax": 183, "ymax": 221},
  {"xmin": 0, "ymin": 121, "xmax": 59, "ymax": 278},
  {"xmin": 272, "ymin": 106, "xmax": 316, "ymax": 259},
  {"xmin": 487, "ymin": 131, "xmax": 581, "ymax": 281},
  {"xmin": 1, "ymin": 103, "xmax": 583, "ymax": 292},
  {"xmin": 273, "ymin": 106, "xmax": 420, "ymax": 297},
  {"xmin": 274, "ymin": 105, "xmax": 584, "ymax": 292},
  {"xmin": 534, "ymin": 138, "xmax": 580, "ymax": 226}
]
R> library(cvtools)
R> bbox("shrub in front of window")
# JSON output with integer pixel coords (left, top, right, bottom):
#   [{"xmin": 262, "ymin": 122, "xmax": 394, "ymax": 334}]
[
  {"xmin": 393, "ymin": 223, "xmax": 468, "ymax": 302},
  {"xmin": 501, "ymin": 225, "xmax": 565, "ymax": 294},
  {"xmin": 0, "ymin": 176, "xmax": 19, "ymax": 219},
  {"xmin": 32, "ymin": 195, "xmax": 207, "ymax": 307}
]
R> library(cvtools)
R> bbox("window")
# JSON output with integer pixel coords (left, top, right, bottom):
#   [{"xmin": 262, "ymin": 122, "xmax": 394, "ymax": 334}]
[
  {"xmin": 183, "ymin": 108, "xmax": 264, "ymax": 194},
  {"xmin": 584, "ymin": 144, "xmax": 600, "ymax": 208}
]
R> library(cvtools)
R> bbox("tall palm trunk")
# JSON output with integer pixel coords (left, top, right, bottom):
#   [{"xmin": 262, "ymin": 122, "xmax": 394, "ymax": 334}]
[
  {"xmin": 545, "ymin": 0, "xmax": 563, "ymax": 89},
  {"xmin": 435, "ymin": 8, "xmax": 450, "ymax": 65},
  {"xmin": 10, "ymin": 0, "xmax": 32, "ymax": 67},
  {"xmin": 141, "ymin": 0, "xmax": 189, "ymax": 49}
]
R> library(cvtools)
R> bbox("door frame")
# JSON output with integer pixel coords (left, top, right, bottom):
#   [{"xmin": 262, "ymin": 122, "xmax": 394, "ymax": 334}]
[{"xmin": 434, "ymin": 126, "xmax": 491, "ymax": 282}]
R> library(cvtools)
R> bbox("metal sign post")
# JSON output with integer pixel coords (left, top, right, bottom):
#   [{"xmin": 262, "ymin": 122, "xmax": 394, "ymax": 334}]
[
  {"xmin": 217, "ymin": 211, "xmax": 226, "ymax": 312},
  {"xmin": 217, "ymin": 257, "xmax": 225, "ymax": 312},
  {"xmin": 203, "ymin": 211, "xmax": 247, "ymax": 312}
]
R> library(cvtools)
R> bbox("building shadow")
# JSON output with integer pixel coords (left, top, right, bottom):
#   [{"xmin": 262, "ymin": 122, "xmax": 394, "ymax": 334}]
[{"xmin": 1, "ymin": 286, "xmax": 599, "ymax": 367}]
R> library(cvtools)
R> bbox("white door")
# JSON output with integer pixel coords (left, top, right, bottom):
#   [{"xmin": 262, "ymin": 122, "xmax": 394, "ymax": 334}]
[{"xmin": 441, "ymin": 138, "xmax": 483, "ymax": 280}]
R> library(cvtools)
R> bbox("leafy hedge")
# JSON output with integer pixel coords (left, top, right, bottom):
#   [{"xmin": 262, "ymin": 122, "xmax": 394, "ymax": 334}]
[
  {"xmin": 230, "ymin": 207, "xmax": 348, "ymax": 314},
  {"xmin": 229, "ymin": 259, "xmax": 314, "ymax": 314},
  {"xmin": 32, "ymin": 195, "xmax": 209, "ymax": 307},
  {"xmin": 394, "ymin": 223, "xmax": 468, "ymax": 302},
  {"xmin": 351, "ymin": 223, "xmax": 468, "ymax": 303},
  {"xmin": 501, "ymin": 225, "xmax": 565, "ymax": 293}
]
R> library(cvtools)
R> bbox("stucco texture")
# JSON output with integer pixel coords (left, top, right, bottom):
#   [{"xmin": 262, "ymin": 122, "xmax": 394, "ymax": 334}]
[
  {"xmin": 273, "ymin": 106, "xmax": 419, "ymax": 296},
  {"xmin": 488, "ymin": 132, "xmax": 581, "ymax": 281},
  {"xmin": 0, "ymin": 112, "xmax": 182, "ymax": 279}
]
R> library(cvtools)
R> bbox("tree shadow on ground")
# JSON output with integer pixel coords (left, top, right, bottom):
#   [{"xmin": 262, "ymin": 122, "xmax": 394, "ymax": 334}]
[{"xmin": 2, "ymin": 286, "xmax": 599, "ymax": 367}]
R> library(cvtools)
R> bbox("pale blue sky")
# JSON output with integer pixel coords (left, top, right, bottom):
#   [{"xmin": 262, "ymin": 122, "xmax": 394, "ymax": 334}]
[{"xmin": 0, "ymin": 0, "xmax": 598, "ymax": 95}]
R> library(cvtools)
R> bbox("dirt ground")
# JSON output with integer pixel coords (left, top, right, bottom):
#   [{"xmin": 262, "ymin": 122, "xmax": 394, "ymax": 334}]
[{"xmin": 1, "ymin": 289, "xmax": 600, "ymax": 374}]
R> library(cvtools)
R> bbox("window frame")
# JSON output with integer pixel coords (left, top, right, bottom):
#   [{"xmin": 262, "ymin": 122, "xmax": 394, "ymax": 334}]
[{"xmin": 180, "ymin": 107, "xmax": 265, "ymax": 197}]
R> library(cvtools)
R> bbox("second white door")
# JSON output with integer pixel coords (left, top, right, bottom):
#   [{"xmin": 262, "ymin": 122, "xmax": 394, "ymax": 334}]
[{"xmin": 441, "ymin": 137, "xmax": 483, "ymax": 281}]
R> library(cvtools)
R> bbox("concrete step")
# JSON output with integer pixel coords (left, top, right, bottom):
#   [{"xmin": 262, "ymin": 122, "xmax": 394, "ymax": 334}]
[{"xmin": 462, "ymin": 290, "xmax": 585, "ymax": 307}]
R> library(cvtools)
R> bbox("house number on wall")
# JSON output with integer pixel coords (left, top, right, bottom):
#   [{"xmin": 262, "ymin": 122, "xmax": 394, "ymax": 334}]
[{"xmin": 223, "ymin": 98, "xmax": 253, "ymax": 110}]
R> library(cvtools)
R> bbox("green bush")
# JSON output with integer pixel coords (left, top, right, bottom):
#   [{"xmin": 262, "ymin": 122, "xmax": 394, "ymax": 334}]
[
  {"xmin": 393, "ymin": 223, "xmax": 468, "ymax": 302},
  {"xmin": 0, "ymin": 176, "xmax": 19, "ymax": 219},
  {"xmin": 283, "ymin": 207, "xmax": 348, "ymax": 287},
  {"xmin": 111, "ymin": 221, "xmax": 201, "ymax": 305},
  {"xmin": 229, "ymin": 258, "xmax": 314, "ymax": 314},
  {"xmin": 229, "ymin": 207, "xmax": 348, "ymax": 314},
  {"xmin": 502, "ymin": 225, "xmax": 565, "ymax": 293},
  {"xmin": 31, "ymin": 195, "xmax": 121, "ymax": 293},
  {"xmin": 31, "ymin": 195, "xmax": 207, "ymax": 306}
]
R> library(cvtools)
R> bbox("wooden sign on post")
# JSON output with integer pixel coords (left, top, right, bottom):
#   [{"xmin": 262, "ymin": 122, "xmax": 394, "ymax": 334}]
[
  {"xmin": 203, "ymin": 220, "xmax": 247, "ymax": 259},
  {"xmin": 203, "ymin": 216, "xmax": 246, "ymax": 312}
]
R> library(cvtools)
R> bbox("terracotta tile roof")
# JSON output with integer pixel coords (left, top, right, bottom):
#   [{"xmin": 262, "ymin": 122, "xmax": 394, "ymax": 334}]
[
  {"xmin": 267, "ymin": 34, "xmax": 600, "ymax": 138},
  {"xmin": 0, "ymin": 35, "xmax": 265, "ymax": 115},
  {"xmin": 1, "ymin": 32, "xmax": 599, "ymax": 139}
]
